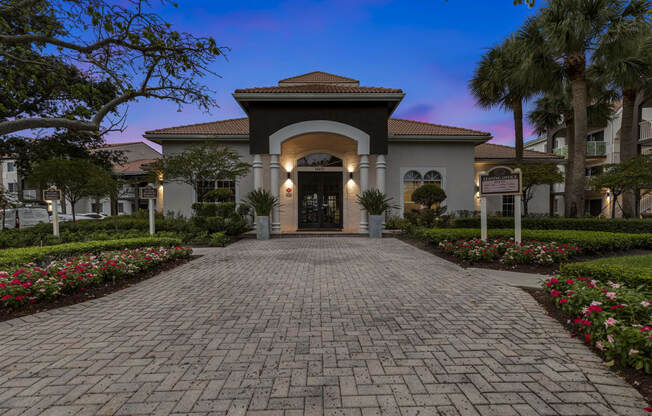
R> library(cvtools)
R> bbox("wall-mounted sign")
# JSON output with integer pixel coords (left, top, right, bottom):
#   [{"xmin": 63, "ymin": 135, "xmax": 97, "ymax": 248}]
[
  {"xmin": 140, "ymin": 185, "xmax": 158, "ymax": 199},
  {"xmin": 479, "ymin": 167, "xmax": 522, "ymax": 196},
  {"xmin": 42, "ymin": 187, "xmax": 62, "ymax": 201}
]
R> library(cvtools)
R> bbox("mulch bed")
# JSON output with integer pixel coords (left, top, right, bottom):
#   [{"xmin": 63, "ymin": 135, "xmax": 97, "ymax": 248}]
[
  {"xmin": 526, "ymin": 287, "xmax": 652, "ymax": 405},
  {"xmin": 0, "ymin": 255, "xmax": 200, "ymax": 323}
]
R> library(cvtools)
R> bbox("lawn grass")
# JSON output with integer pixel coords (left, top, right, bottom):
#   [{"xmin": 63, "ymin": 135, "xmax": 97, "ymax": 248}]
[{"xmin": 585, "ymin": 254, "xmax": 652, "ymax": 268}]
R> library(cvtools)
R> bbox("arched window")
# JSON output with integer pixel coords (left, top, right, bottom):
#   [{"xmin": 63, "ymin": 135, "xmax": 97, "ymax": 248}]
[
  {"xmin": 423, "ymin": 170, "xmax": 442, "ymax": 186},
  {"xmin": 297, "ymin": 153, "xmax": 343, "ymax": 167},
  {"xmin": 403, "ymin": 170, "xmax": 422, "ymax": 213}
]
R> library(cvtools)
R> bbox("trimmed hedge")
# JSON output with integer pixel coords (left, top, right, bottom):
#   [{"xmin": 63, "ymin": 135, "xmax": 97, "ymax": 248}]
[
  {"xmin": 411, "ymin": 227, "xmax": 652, "ymax": 254},
  {"xmin": 447, "ymin": 217, "xmax": 652, "ymax": 234},
  {"xmin": 560, "ymin": 261, "xmax": 652, "ymax": 292},
  {"xmin": 0, "ymin": 237, "xmax": 182, "ymax": 269}
]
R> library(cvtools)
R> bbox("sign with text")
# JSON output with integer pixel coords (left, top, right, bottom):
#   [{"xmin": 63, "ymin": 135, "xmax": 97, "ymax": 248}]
[
  {"xmin": 42, "ymin": 187, "xmax": 62, "ymax": 201},
  {"xmin": 140, "ymin": 185, "xmax": 158, "ymax": 199},
  {"xmin": 479, "ymin": 167, "xmax": 521, "ymax": 196}
]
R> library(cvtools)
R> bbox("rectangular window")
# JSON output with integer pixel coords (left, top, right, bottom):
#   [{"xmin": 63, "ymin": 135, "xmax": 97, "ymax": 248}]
[
  {"xmin": 197, "ymin": 180, "xmax": 236, "ymax": 202},
  {"xmin": 587, "ymin": 131, "xmax": 604, "ymax": 142},
  {"xmin": 6, "ymin": 162, "xmax": 15, "ymax": 172},
  {"xmin": 7, "ymin": 183, "xmax": 17, "ymax": 193},
  {"xmin": 117, "ymin": 202, "xmax": 124, "ymax": 213},
  {"xmin": 502, "ymin": 195, "xmax": 515, "ymax": 217}
]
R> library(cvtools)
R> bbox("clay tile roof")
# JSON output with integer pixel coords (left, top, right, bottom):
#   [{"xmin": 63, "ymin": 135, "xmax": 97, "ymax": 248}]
[
  {"xmin": 146, "ymin": 117, "xmax": 491, "ymax": 138},
  {"xmin": 278, "ymin": 71, "xmax": 359, "ymax": 85},
  {"xmin": 474, "ymin": 143, "xmax": 562, "ymax": 160},
  {"xmin": 145, "ymin": 117, "xmax": 249, "ymax": 135},
  {"xmin": 234, "ymin": 84, "xmax": 402, "ymax": 94},
  {"xmin": 113, "ymin": 158, "xmax": 158, "ymax": 174},
  {"xmin": 389, "ymin": 118, "xmax": 490, "ymax": 136}
]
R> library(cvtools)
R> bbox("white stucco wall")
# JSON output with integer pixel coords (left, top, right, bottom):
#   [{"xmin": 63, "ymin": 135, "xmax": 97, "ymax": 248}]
[
  {"xmin": 386, "ymin": 141, "xmax": 477, "ymax": 215},
  {"xmin": 161, "ymin": 141, "xmax": 254, "ymax": 217}
]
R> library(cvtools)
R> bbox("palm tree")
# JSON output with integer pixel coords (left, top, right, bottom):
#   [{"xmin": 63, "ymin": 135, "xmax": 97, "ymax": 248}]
[
  {"xmin": 593, "ymin": 0, "xmax": 651, "ymax": 216},
  {"xmin": 526, "ymin": 0, "xmax": 622, "ymax": 217},
  {"xmin": 470, "ymin": 35, "xmax": 533, "ymax": 162}
]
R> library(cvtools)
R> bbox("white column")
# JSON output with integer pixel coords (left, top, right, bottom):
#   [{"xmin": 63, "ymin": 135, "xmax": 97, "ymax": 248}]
[
  {"xmin": 376, "ymin": 154, "xmax": 386, "ymax": 193},
  {"xmin": 148, "ymin": 199, "xmax": 155, "ymax": 236},
  {"xmin": 270, "ymin": 154, "xmax": 281, "ymax": 234},
  {"xmin": 359, "ymin": 154, "xmax": 369, "ymax": 233},
  {"xmin": 481, "ymin": 197, "xmax": 487, "ymax": 241},
  {"xmin": 515, "ymin": 195, "xmax": 522, "ymax": 244},
  {"xmin": 253, "ymin": 154, "xmax": 263, "ymax": 190}
]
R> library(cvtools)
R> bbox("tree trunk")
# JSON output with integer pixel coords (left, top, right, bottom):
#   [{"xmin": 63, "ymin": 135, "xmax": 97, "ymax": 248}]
[
  {"xmin": 70, "ymin": 198, "xmax": 76, "ymax": 222},
  {"xmin": 620, "ymin": 89, "xmax": 637, "ymax": 217},
  {"xmin": 523, "ymin": 195, "xmax": 529, "ymax": 217},
  {"xmin": 567, "ymin": 58, "xmax": 588, "ymax": 218},
  {"xmin": 564, "ymin": 119, "xmax": 575, "ymax": 217},
  {"xmin": 611, "ymin": 192, "xmax": 617, "ymax": 219},
  {"xmin": 513, "ymin": 100, "xmax": 524, "ymax": 163}
]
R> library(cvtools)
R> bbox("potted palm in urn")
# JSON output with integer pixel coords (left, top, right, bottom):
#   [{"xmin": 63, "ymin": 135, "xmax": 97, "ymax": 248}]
[
  {"xmin": 356, "ymin": 189, "xmax": 396, "ymax": 238},
  {"xmin": 243, "ymin": 189, "xmax": 279, "ymax": 240}
]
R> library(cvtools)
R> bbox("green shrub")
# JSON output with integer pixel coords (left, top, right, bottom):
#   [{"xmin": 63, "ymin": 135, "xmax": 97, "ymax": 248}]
[
  {"xmin": 0, "ymin": 237, "xmax": 182, "ymax": 269},
  {"xmin": 216, "ymin": 202, "xmax": 236, "ymax": 218},
  {"xmin": 448, "ymin": 217, "xmax": 652, "ymax": 234},
  {"xmin": 192, "ymin": 202, "xmax": 218, "ymax": 217},
  {"xmin": 411, "ymin": 227, "xmax": 652, "ymax": 254},
  {"xmin": 560, "ymin": 261, "xmax": 652, "ymax": 292},
  {"xmin": 411, "ymin": 184, "xmax": 447, "ymax": 208},
  {"xmin": 209, "ymin": 232, "xmax": 230, "ymax": 247},
  {"xmin": 385, "ymin": 217, "xmax": 410, "ymax": 230},
  {"xmin": 224, "ymin": 213, "xmax": 250, "ymax": 236}
]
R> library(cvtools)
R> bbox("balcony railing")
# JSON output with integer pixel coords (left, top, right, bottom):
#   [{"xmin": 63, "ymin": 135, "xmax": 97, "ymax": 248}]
[
  {"xmin": 640, "ymin": 120, "xmax": 652, "ymax": 142},
  {"xmin": 552, "ymin": 141, "xmax": 606, "ymax": 158},
  {"xmin": 586, "ymin": 141, "xmax": 606, "ymax": 157},
  {"xmin": 553, "ymin": 147, "xmax": 568, "ymax": 157}
]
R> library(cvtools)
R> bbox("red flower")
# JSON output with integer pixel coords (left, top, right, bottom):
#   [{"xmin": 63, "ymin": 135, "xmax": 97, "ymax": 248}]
[
  {"xmin": 645, "ymin": 408, "xmax": 652, "ymax": 412},
  {"xmin": 610, "ymin": 304, "xmax": 625, "ymax": 310},
  {"xmin": 559, "ymin": 298, "xmax": 568, "ymax": 304},
  {"xmin": 641, "ymin": 326, "xmax": 652, "ymax": 332},
  {"xmin": 585, "ymin": 333, "xmax": 591, "ymax": 342},
  {"xmin": 566, "ymin": 279, "xmax": 574, "ymax": 284}
]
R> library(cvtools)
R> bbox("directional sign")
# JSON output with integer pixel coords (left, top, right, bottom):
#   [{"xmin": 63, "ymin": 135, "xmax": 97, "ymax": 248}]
[
  {"xmin": 140, "ymin": 185, "xmax": 158, "ymax": 199},
  {"xmin": 42, "ymin": 187, "xmax": 62, "ymax": 201},
  {"xmin": 479, "ymin": 167, "xmax": 521, "ymax": 196}
]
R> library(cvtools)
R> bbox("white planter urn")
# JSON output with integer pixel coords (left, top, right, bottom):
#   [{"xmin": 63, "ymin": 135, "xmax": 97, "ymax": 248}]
[
  {"xmin": 256, "ymin": 216, "xmax": 270, "ymax": 240},
  {"xmin": 368, "ymin": 215, "xmax": 383, "ymax": 238}
]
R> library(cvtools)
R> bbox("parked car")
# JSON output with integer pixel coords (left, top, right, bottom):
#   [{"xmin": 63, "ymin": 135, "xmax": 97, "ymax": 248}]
[
  {"xmin": 1, "ymin": 207, "xmax": 50, "ymax": 229},
  {"xmin": 76, "ymin": 212, "xmax": 109, "ymax": 220}
]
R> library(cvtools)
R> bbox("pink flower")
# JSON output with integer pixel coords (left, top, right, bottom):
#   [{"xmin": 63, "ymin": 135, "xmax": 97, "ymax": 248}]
[
  {"xmin": 607, "ymin": 335, "xmax": 615, "ymax": 343},
  {"xmin": 641, "ymin": 326, "xmax": 652, "ymax": 333},
  {"xmin": 641, "ymin": 301, "xmax": 650, "ymax": 307},
  {"xmin": 596, "ymin": 342, "xmax": 604, "ymax": 350},
  {"xmin": 605, "ymin": 292, "xmax": 616, "ymax": 300},
  {"xmin": 629, "ymin": 349, "xmax": 639, "ymax": 356},
  {"xmin": 604, "ymin": 317, "xmax": 618, "ymax": 327}
]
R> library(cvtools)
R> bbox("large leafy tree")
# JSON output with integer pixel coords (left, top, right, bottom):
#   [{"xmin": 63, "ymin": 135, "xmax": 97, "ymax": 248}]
[
  {"xmin": 590, "ymin": 155, "xmax": 652, "ymax": 218},
  {"xmin": 524, "ymin": 0, "xmax": 622, "ymax": 217},
  {"xmin": 0, "ymin": 0, "xmax": 225, "ymax": 135},
  {"xmin": 150, "ymin": 143, "xmax": 251, "ymax": 203},
  {"xmin": 30, "ymin": 158, "xmax": 117, "ymax": 221},
  {"xmin": 593, "ymin": 0, "xmax": 651, "ymax": 216},
  {"xmin": 470, "ymin": 35, "xmax": 534, "ymax": 162},
  {"xmin": 515, "ymin": 163, "xmax": 564, "ymax": 216}
]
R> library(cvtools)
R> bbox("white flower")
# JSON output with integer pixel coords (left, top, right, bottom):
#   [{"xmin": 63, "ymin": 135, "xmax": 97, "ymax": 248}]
[
  {"xmin": 604, "ymin": 317, "xmax": 618, "ymax": 327},
  {"xmin": 641, "ymin": 301, "xmax": 650, "ymax": 307},
  {"xmin": 629, "ymin": 349, "xmax": 639, "ymax": 356}
]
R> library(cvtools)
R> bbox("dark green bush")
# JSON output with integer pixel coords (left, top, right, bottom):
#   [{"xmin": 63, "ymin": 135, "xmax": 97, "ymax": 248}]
[
  {"xmin": 209, "ymin": 232, "xmax": 230, "ymax": 247},
  {"xmin": 448, "ymin": 217, "xmax": 652, "ymax": 234},
  {"xmin": 560, "ymin": 262, "xmax": 652, "ymax": 292},
  {"xmin": 192, "ymin": 202, "xmax": 218, "ymax": 217},
  {"xmin": 410, "ymin": 227, "xmax": 652, "ymax": 254},
  {"xmin": 0, "ymin": 237, "xmax": 182, "ymax": 269}
]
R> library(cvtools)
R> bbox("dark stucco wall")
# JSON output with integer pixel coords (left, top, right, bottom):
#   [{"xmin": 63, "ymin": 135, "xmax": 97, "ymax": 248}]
[{"xmin": 245, "ymin": 101, "xmax": 392, "ymax": 154}]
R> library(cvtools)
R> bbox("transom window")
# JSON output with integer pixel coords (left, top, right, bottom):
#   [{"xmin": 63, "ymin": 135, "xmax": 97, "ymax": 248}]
[{"xmin": 297, "ymin": 153, "xmax": 343, "ymax": 167}]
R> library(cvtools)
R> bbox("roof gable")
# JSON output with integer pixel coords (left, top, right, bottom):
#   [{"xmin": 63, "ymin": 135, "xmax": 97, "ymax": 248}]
[{"xmin": 278, "ymin": 71, "xmax": 359, "ymax": 86}]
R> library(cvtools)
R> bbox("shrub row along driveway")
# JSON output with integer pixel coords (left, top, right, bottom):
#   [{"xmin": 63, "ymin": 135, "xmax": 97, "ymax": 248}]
[{"xmin": 0, "ymin": 238, "xmax": 646, "ymax": 415}]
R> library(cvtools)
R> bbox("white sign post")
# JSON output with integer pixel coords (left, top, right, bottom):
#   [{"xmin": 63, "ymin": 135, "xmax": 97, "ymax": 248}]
[
  {"xmin": 43, "ymin": 187, "xmax": 62, "ymax": 237},
  {"xmin": 479, "ymin": 167, "xmax": 523, "ymax": 244},
  {"xmin": 140, "ymin": 186, "xmax": 158, "ymax": 236}
]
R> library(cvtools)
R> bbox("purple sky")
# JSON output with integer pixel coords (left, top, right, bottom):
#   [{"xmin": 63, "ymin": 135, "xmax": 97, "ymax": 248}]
[{"xmin": 105, "ymin": 0, "xmax": 541, "ymax": 149}]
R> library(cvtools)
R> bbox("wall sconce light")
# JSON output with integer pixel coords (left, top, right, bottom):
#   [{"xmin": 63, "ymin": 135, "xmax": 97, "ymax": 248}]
[
  {"xmin": 349, "ymin": 172, "xmax": 354, "ymax": 180},
  {"xmin": 287, "ymin": 171, "xmax": 291, "ymax": 180}
]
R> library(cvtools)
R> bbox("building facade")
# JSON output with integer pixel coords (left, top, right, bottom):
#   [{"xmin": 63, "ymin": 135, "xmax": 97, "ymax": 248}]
[
  {"xmin": 525, "ymin": 98, "xmax": 652, "ymax": 218},
  {"xmin": 145, "ymin": 72, "xmax": 498, "ymax": 232}
]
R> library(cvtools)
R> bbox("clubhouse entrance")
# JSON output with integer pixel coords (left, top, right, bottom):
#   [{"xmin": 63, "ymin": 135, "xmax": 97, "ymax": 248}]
[{"xmin": 298, "ymin": 171, "xmax": 343, "ymax": 229}]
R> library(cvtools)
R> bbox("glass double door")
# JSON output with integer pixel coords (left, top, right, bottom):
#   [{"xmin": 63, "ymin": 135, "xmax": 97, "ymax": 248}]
[{"xmin": 298, "ymin": 172, "xmax": 343, "ymax": 229}]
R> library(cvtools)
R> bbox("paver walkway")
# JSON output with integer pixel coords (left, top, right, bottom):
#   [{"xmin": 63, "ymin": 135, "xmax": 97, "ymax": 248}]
[{"xmin": 0, "ymin": 238, "xmax": 646, "ymax": 415}]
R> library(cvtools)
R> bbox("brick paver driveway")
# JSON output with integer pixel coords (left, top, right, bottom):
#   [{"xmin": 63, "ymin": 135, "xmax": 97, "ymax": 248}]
[{"xmin": 0, "ymin": 238, "xmax": 646, "ymax": 415}]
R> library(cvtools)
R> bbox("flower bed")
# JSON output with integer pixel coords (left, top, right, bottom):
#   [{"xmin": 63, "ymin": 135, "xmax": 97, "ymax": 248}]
[
  {"xmin": 544, "ymin": 276, "xmax": 652, "ymax": 373},
  {"xmin": 438, "ymin": 238, "xmax": 581, "ymax": 265},
  {"xmin": 0, "ymin": 246, "xmax": 192, "ymax": 308}
]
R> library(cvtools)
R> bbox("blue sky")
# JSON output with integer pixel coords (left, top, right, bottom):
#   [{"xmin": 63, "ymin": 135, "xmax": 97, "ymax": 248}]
[{"xmin": 106, "ymin": 0, "xmax": 542, "ymax": 148}]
